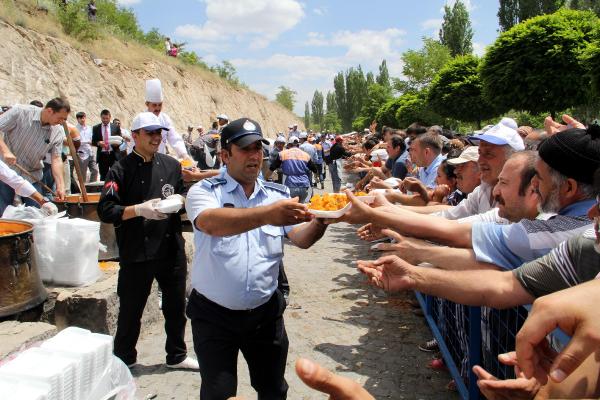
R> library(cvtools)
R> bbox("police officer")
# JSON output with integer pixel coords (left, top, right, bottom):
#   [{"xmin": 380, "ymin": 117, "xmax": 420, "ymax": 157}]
[
  {"xmin": 185, "ymin": 117, "xmax": 328, "ymax": 399},
  {"xmin": 97, "ymin": 112, "xmax": 198, "ymax": 370}
]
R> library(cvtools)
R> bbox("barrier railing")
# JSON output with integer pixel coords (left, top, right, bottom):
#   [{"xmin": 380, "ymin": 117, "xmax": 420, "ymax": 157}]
[{"xmin": 415, "ymin": 292, "xmax": 530, "ymax": 400}]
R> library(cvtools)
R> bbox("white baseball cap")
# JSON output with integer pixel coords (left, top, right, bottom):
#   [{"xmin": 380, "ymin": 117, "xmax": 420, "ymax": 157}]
[
  {"xmin": 499, "ymin": 117, "xmax": 518, "ymax": 130},
  {"xmin": 288, "ymin": 136, "xmax": 299, "ymax": 144},
  {"xmin": 299, "ymin": 131, "xmax": 308, "ymax": 139},
  {"xmin": 131, "ymin": 112, "xmax": 167, "ymax": 132},
  {"xmin": 469, "ymin": 123, "xmax": 524, "ymax": 151},
  {"xmin": 217, "ymin": 114, "xmax": 229, "ymax": 121},
  {"xmin": 274, "ymin": 136, "xmax": 286, "ymax": 143},
  {"xmin": 447, "ymin": 146, "xmax": 479, "ymax": 165}
]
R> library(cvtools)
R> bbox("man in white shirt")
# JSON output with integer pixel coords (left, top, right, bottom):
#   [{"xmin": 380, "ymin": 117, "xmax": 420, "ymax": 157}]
[
  {"xmin": 144, "ymin": 79, "xmax": 189, "ymax": 159},
  {"xmin": 75, "ymin": 111, "xmax": 98, "ymax": 183}
]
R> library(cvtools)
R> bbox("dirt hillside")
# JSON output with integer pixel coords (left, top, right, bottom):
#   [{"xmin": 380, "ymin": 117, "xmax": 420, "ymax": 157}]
[{"xmin": 0, "ymin": 19, "xmax": 301, "ymax": 138}]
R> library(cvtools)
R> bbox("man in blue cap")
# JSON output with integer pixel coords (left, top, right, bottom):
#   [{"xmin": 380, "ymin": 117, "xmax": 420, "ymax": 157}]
[{"xmin": 185, "ymin": 117, "xmax": 328, "ymax": 399}]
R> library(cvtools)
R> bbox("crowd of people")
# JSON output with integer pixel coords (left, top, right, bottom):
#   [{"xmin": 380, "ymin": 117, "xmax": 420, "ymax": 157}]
[{"xmin": 1, "ymin": 79, "xmax": 600, "ymax": 399}]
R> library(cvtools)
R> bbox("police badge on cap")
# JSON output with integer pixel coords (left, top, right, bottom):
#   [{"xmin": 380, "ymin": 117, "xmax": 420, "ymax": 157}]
[{"xmin": 220, "ymin": 118, "xmax": 269, "ymax": 148}]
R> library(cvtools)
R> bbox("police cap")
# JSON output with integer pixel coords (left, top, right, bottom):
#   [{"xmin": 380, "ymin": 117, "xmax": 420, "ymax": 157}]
[{"xmin": 221, "ymin": 118, "xmax": 269, "ymax": 148}]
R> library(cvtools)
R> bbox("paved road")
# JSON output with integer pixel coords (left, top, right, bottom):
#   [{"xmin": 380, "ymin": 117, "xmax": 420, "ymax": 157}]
[{"xmin": 132, "ymin": 185, "xmax": 459, "ymax": 400}]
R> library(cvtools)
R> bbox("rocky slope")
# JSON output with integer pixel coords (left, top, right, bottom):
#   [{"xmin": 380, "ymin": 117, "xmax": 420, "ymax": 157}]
[{"xmin": 0, "ymin": 19, "xmax": 300, "ymax": 138}]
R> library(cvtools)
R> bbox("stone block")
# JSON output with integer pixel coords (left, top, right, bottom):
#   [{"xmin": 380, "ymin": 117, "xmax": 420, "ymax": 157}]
[{"xmin": 49, "ymin": 264, "xmax": 160, "ymax": 335}]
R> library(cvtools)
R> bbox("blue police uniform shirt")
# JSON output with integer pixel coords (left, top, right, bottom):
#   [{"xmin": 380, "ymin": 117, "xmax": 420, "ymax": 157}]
[
  {"xmin": 471, "ymin": 199, "xmax": 595, "ymax": 270},
  {"xmin": 185, "ymin": 170, "xmax": 294, "ymax": 310},
  {"xmin": 417, "ymin": 153, "xmax": 445, "ymax": 189}
]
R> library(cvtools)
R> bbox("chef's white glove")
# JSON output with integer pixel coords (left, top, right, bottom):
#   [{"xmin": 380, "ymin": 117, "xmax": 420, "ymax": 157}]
[
  {"xmin": 41, "ymin": 202, "xmax": 58, "ymax": 217},
  {"xmin": 134, "ymin": 198, "xmax": 168, "ymax": 220}
]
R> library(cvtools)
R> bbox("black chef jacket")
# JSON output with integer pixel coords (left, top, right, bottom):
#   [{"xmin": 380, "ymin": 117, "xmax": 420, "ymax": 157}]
[{"xmin": 97, "ymin": 149, "xmax": 186, "ymax": 265}]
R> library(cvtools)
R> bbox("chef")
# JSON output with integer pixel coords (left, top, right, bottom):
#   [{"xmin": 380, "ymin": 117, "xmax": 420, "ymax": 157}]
[{"xmin": 97, "ymin": 111, "xmax": 198, "ymax": 370}]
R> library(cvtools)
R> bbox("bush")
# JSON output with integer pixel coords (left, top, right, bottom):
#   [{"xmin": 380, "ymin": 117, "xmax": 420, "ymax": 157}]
[{"xmin": 57, "ymin": 1, "xmax": 99, "ymax": 41}]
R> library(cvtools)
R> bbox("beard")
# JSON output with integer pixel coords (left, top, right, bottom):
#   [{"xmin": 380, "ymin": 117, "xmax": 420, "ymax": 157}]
[{"xmin": 537, "ymin": 188, "xmax": 561, "ymax": 214}]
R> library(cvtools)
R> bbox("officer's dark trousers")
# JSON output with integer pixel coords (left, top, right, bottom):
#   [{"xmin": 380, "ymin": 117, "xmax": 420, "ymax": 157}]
[
  {"xmin": 187, "ymin": 289, "xmax": 289, "ymax": 400},
  {"xmin": 114, "ymin": 258, "xmax": 188, "ymax": 366}
]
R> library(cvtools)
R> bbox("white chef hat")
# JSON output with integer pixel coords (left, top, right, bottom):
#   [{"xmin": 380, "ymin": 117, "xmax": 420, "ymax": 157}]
[{"xmin": 145, "ymin": 79, "xmax": 163, "ymax": 103}]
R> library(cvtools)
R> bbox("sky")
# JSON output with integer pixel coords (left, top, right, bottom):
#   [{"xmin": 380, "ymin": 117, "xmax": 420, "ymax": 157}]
[{"xmin": 119, "ymin": 0, "xmax": 501, "ymax": 117}]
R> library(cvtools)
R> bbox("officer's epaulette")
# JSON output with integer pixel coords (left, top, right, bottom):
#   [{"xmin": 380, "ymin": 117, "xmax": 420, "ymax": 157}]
[
  {"xmin": 263, "ymin": 181, "xmax": 288, "ymax": 193},
  {"xmin": 204, "ymin": 177, "xmax": 227, "ymax": 188}
]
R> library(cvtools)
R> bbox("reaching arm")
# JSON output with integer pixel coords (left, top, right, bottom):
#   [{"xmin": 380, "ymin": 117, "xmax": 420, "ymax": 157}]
[
  {"xmin": 357, "ymin": 255, "xmax": 534, "ymax": 309},
  {"xmin": 287, "ymin": 218, "xmax": 328, "ymax": 249},
  {"xmin": 375, "ymin": 230, "xmax": 498, "ymax": 271},
  {"xmin": 50, "ymin": 152, "xmax": 65, "ymax": 200},
  {"xmin": 193, "ymin": 197, "xmax": 311, "ymax": 237},
  {"xmin": 400, "ymin": 203, "xmax": 452, "ymax": 214},
  {"xmin": 334, "ymin": 190, "xmax": 473, "ymax": 248}
]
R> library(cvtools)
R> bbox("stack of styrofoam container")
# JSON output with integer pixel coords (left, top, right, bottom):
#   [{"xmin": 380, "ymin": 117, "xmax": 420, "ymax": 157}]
[
  {"xmin": 0, "ymin": 347, "xmax": 79, "ymax": 400},
  {"xmin": 0, "ymin": 376, "xmax": 50, "ymax": 400},
  {"xmin": 0, "ymin": 327, "xmax": 114, "ymax": 400},
  {"xmin": 41, "ymin": 327, "xmax": 113, "ymax": 395}
]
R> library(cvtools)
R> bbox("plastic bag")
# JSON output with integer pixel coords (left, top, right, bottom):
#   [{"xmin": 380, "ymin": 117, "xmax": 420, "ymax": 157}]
[{"xmin": 35, "ymin": 218, "xmax": 102, "ymax": 286}]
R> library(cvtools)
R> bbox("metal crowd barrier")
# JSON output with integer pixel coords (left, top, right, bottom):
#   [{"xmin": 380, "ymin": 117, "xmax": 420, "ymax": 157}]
[{"xmin": 415, "ymin": 292, "xmax": 530, "ymax": 400}]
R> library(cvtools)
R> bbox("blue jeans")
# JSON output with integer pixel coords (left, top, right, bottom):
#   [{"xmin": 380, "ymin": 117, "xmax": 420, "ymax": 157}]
[
  {"xmin": 328, "ymin": 162, "xmax": 341, "ymax": 193},
  {"xmin": 0, "ymin": 180, "xmax": 42, "ymax": 216},
  {"xmin": 288, "ymin": 186, "xmax": 309, "ymax": 203}
]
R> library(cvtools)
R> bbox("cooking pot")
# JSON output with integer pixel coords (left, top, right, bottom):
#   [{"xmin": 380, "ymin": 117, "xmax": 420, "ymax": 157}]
[{"xmin": 0, "ymin": 219, "xmax": 47, "ymax": 317}]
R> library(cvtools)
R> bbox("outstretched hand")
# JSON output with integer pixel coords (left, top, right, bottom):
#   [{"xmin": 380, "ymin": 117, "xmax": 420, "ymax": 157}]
[
  {"xmin": 356, "ymin": 255, "xmax": 415, "ymax": 292},
  {"xmin": 473, "ymin": 352, "xmax": 541, "ymax": 400},
  {"xmin": 543, "ymin": 114, "xmax": 585, "ymax": 136},
  {"xmin": 372, "ymin": 229, "xmax": 422, "ymax": 264},
  {"xmin": 357, "ymin": 223, "xmax": 386, "ymax": 241},
  {"xmin": 515, "ymin": 280, "xmax": 600, "ymax": 385},
  {"xmin": 325, "ymin": 190, "xmax": 375, "ymax": 225},
  {"xmin": 295, "ymin": 358, "xmax": 375, "ymax": 400},
  {"xmin": 267, "ymin": 197, "xmax": 311, "ymax": 226}
]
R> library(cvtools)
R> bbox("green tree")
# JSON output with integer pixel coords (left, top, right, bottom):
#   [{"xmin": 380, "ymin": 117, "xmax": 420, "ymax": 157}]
[
  {"xmin": 322, "ymin": 112, "xmax": 342, "ymax": 133},
  {"xmin": 353, "ymin": 84, "xmax": 393, "ymax": 130},
  {"xmin": 311, "ymin": 90, "xmax": 324, "ymax": 130},
  {"xmin": 498, "ymin": 0, "xmax": 566, "ymax": 31},
  {"xmin": 394, "ymin": 91, "xmax": 445, "ymax": 128},
  {"xmin": 376, "ymin": 60, "xmax": 391, "ymax": 91},
  {"xmin": 439, "ymin": 1, "xmax": 474, "ymax": 56},
  {"xmin": 481, "ymin": 9, "xmax": 599, "ymax": 116},
  {"xmin": 393, "ymin": 38, "xmax": 452, "ymax": 94},
  {"xmin": 326, "ymin": 91, "xmax": 337, "ymax": 114},
  {"xmin": 304, "ymin": 102, "xmax": 311, "ymax": 129},
  {"xmin": 375, "ymin": 97, "xmax": 403, "ymax": 127},
  {"xmin": 366, "ymin": 72, "xmax": 375, "ymax": 87},
  {"xmin": 333, "ymin": 72, "xmax": 350, "ymax": 131},
  {"xmin": 428, "ymin": 55, "xmax": 498, "ymax": 128},
  {"xmin": 333, "ymin": 67, "xmax": 368, "ymax": 132},
  {"xmin": 347, "ymin": 66, "xmax": 368, "ymax": 126},
  {"xmin": 275, "ymin": 86, "xmax": 296, "ymax": 111},
  {"xmin": 568, "ymin": 0, "xmax": 600, "ymax": 17},
  {"xmin": 498, "ymin": 0, "xmax": 520, "ymax": 32}
]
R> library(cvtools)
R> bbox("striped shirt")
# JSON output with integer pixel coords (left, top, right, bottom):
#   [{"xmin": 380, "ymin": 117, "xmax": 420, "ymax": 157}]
[
  {"xmin": 514, "ymin": 229, "xmax": 600, "ymax": 297},
  {"xmin": 471, "ymin": 199, "xmax": 596, "ymax": 270},
  {"xmin": 0, "ymin": 105, "xmax": 63, "ymax": 181}
]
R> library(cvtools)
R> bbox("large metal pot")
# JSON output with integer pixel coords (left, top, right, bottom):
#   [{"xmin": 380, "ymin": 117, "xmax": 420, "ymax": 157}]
[
  {"xmin": 53, "ymin": 195, "xmax": 119, "ymax": 261},
  {"xmin": 0, "ymin": 219, "xmax": 47, "ymax": 318},
  {"xmin": 84, "ymin": 181, "xmax": 104, "ymax": 193}
]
